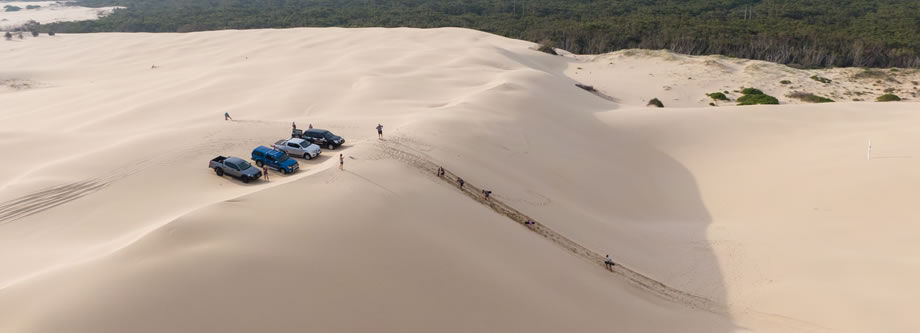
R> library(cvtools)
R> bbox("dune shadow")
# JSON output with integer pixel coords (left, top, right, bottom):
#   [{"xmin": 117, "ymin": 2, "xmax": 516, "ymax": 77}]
[{"xmin": 408, "ymin": 47, "xmax": 737, "ymax": 329}]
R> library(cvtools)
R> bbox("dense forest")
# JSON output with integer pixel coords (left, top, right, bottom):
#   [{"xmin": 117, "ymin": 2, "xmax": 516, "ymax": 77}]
[{"xmin": 37, "ymin": 0, "xmax": 920, "ymax": 68}]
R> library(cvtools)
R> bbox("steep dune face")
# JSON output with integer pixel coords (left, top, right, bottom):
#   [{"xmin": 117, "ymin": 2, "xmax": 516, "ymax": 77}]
[{"xmin": 0, "ymin": 28, "xmax": 917, "ymax": 333}]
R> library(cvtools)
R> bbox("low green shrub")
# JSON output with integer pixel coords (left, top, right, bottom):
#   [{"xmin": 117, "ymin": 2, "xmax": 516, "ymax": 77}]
[
  {"xmin": 788, "ymin": 92, "xmax": 834, "ymax": 103},
  {"xmin": 853, "ymin": 69, "xmax": 887, "ymax": 80},
  {"xmin": 741, "ymin": 87, "xmax": 763, "ymax": 95},
  {"xmin": 537, "ymin": 40, "xmax": 558, "ymax": 55},
  {"xmin": 737, "ymin": 93, "xmax": 779, "ymax": 105},
  {"xmin": 706, "ymin": 92, "xmax": 729, "ymax": 101},
  {"xmin": 780, "ymin": 80, "xmax": 792, "ymax": 85},
  {"xmin": 877, "ymin": 94, "xmax": 901, "ymax": 102},
  {"xmin": 648, "ymin": 98, "xmax": 664, "ymax": 108},
  {"xmin": 810, "ymin": 75, "xmax": 832, "ymax": 84}
]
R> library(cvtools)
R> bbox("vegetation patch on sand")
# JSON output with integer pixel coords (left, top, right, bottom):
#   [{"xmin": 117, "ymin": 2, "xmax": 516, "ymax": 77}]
[
  {"xmin": 853, "ymin": 68, "xmax": 889, "ymax": 80},
  {"xmin": 706, "ymin": 92, "xmax": 729, "ymax": 101},
  {"xmin": 537, "ymin": 40, "xmax": 558, "ymax": 55},
  {"xmin": 737, "ymin": 88, "xmax": 779, "ymax": 105},
  {"xmin": 647, "ymin": 98, "xmax": 664, "ymax": 108},
  {"xmin": 877, "ymin": 93, "xmax": 902, "ymax": 102},
  {"xmin": 810, "ymin": 75, "xmax": 832, "ymax": 84},
  {"xmin": 788, "ymin": 92, "xmax": 834, "ymax": 103}
]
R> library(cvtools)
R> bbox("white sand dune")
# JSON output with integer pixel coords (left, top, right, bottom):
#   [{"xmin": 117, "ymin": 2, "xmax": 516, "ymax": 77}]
[
  {"xmin": 567, "ymin": 49, "xmax": 920, "ymax": 107},
  {"xmin": 0, "ymin": 1, "xmax": 119, "ymax": 30},
  {"xmin": 0, "ymin": 28, "xmax": 917, "ymax": 333}
]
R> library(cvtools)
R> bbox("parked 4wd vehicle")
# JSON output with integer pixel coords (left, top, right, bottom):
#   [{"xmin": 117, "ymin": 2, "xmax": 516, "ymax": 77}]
[
  {"xmin": 293, "ymin": 128, "xmax": 344, "ymax": 150},
  {"xmin": 273, "ymin": 138, "xmax": 321, "ymax": 160},
  {"xmin": 209, "ymin": 156, "xmax": 262, "ymax": 183},
  {"xmin": 251, "ymin": 146, "xmax": 299, "ymax": 174}
]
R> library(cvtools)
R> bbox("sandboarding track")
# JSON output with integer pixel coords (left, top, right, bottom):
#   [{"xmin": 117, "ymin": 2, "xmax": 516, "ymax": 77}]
[{"xmin": 379, "ymin": 139, "xmax": 724, "ymax": 314}]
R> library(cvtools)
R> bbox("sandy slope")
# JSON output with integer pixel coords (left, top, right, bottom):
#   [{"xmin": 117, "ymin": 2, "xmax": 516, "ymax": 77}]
[{"xmin": 0, "ymin": 28, "xmax": 917, "ymax": 332}]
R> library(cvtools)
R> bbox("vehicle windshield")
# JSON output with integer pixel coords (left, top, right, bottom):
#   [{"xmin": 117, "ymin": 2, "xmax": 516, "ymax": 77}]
[
  {"xmin": 236, "ymin": 160, "xmax": 252, "ymax": 170},
  {"xmin": 277, "ymin": 154, "xmax": 289, "ymax": 162},
  {"xmin": 325, "ymin": 134, "xmax": 337, "ymax": 140}
]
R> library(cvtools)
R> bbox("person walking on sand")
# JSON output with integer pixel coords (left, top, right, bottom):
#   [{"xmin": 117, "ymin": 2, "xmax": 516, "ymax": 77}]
[
  {"xmin": 457, "ymin": 177, "xmax": 465, "ymax": 189},
  {"xmin": 339, "ymin": 153, "xmax": 344, "ymax": 170},
  {"xmin": 224, "ymin": 112, "xmax": 232, "ymax": 121},
  {"xmin": 376, "ymin": 124, "xmax": 384, "ymax": 139},
  {"xmin": 292, "ymin": 121, "xmax": 297, "ymax": 130},
  {"xmin": 262, "ymin": 165, "xmax": 270, "ymax": 181},
  {"xmin": 437, "ymin": 166, "xmax": 445, "ymax": 177},
  {"xmin": 604, "ymin": 255, "xmax": 615, "ymax": 270}
]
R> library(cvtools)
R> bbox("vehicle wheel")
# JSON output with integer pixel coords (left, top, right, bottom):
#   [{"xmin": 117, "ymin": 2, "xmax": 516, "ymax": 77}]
[
  {"xmin": 256, "ymin": 160, "xmax": 263, "ymax": 167},
  {"xmin": 281, "ymin": 168, "xmax": 289, "ymax": 175},
  {"xmin": 215, "ymin": 168, "xmax": 224, "ymax": 176},
  {"xmin": 304, "ymin": 153, "xmax": 312, "ymax": 160},
  {"xmin": 327, "ymin": 144, "xmax": 334, "ymax": 150},
  {"xmin": 242, "ymin": 176, "xmax": 250, "ymax": 183}
]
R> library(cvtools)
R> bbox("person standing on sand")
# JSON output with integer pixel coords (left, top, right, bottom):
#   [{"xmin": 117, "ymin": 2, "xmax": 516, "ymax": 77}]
[
  {"xmin": 292, "ymin": 121, "xmax": 297, "ymax": 130},
  {"xmin": 224, "ymin": 112, "xmax": 232, "ymax": 121},
  {"xmin": 376, "ymin": 124, "xmax": 384, "ymax": 139},
  {"xmin": 482, "ymin": 190, "xmax": 492, "ymax": 200},
  {"xmin": 339, "ymin": 153, "xmax": 344, "ymax": 170},
  {"xmin": 262, "ymin": 166, "xmax": 270, "ymax": 181},
  {"xmin": 437, "ymin": 166, "xmax": 445, "ymax": 177},
  {"xmin": 308, "ymin": 123, "xmax": 313, "ymax": 129},
  {"xmin": 457, "ymin": 177, "xmax": 465, "ymax": 189},
  {"xmin": 604, "ymin": 255, "xmax": 615, "ymax": 270}
]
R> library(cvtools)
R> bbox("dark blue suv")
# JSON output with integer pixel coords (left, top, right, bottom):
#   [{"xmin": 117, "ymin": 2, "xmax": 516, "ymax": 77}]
[{"xmin": 251, "ymin": 146, "xmax": 299, "ymax": 174}]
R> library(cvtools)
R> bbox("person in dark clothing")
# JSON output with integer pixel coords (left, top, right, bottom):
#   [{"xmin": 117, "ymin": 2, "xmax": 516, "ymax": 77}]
[
  {"xmin": 482, "ymin": 190, "xmax": 492, "ymax": 200},
  {"xmin": 224, "ymin": 112, "xmax": 232, "ymax": 121},
  {"xmin": 339, "ymin": 154, "xmax": 344, "ymax": 170},
  {"xmin": 437, "ymin": 166, "xmax": 445, "ymax": 177},
  {"xmin": 457, "ymin": 177, "xmax": 465, "ymax": 188},
  {"xmin": 376, "ymin": 124, "xmax": 383, "ymax": 139},
  {"xmin": 292, "ymin": 121, "xmax": 297, "ymax": 130}
]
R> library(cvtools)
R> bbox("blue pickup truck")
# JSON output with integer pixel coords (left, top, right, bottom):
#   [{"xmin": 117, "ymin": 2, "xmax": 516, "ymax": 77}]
[{"xmin": 251, "ymin": 146, "xmax": 299, "ymax": 174}]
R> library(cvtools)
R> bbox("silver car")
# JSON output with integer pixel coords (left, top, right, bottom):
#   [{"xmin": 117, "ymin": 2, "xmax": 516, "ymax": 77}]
[{"xmin": 273, "ymin": 138, "xmax": 321, "ymax": 160}]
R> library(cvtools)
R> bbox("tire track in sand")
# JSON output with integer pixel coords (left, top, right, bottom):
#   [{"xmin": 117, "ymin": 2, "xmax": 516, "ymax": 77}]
[{"xmin": 0, "ymin": 159, "xmax": 154, "ymax": 226}]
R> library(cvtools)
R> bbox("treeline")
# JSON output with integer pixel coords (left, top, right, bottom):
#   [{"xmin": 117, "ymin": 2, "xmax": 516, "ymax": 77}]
[{"xmin": 42, "ymin": 0, "xmax": 920, "ymax": 68}]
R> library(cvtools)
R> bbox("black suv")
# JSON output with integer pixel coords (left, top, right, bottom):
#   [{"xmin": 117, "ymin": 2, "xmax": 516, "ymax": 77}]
[{"xmin": 295, "ymin": 128, "xmax": 345, "ymax": 150}]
